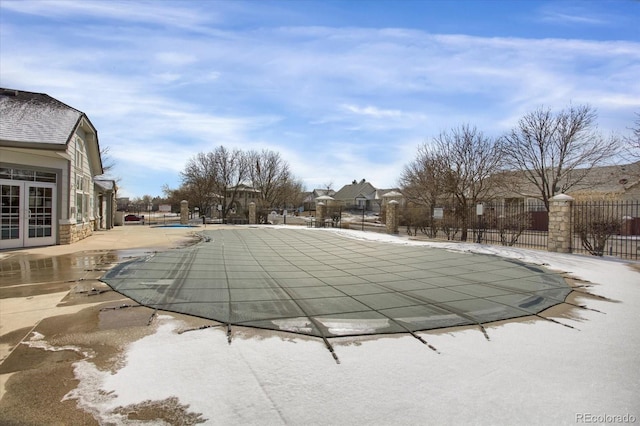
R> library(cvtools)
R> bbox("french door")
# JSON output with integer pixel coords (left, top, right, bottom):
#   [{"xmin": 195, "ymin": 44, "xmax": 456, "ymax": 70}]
[{"xmin": 1, "ymin": 180, "xmax": 56, "ymax": 249}]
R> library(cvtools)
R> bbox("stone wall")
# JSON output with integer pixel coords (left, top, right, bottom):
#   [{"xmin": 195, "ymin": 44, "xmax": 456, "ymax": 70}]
[{"xmin": 59, "ymin": 221, "xmax": 94, "ymax": 245}]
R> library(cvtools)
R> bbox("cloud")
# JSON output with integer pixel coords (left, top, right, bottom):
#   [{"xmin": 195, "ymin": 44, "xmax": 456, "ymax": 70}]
[
  {"xmin": 155, "ymin": 52, "xmax": 198, "ymax": 67},
  {"xmin": 342, "ymin": 104, "xmax": 403, "ymax": 118},
  {"xmin": 1, "ymin": 1, "xmax": 638, "ymax": 196},
  {"xmin": 536, "ymin": 3, "xmax": 609, "ymax": 27},
  {"xmin": 0, "ymin": 0, "xmax": 214, "ymax": 29}
]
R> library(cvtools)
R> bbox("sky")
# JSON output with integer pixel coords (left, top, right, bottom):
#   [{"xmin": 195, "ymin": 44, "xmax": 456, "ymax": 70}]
[
  {"xmin": 27, "ymin": 227, "xmax": 640, "ymax": 424},
  {"xmin": 1, "ymin": 0, "xmax": 639, "ymax": 199}
]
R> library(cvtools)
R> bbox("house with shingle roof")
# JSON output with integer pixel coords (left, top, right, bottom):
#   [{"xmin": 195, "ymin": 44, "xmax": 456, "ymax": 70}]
[
  {"xmin": 333, "ymin": 179, "xmax": 378, "ymax": 212},
  {"xmin": 1, "ymin": 88, "xmax": 113, "ymax": 248},
  {"xmin": 493, "ymin": 161, "xmax": 640, "ymax": 206},
  {"xmin": 566, "ymin": 161, "xmax": 640, "ymax": 200},
  {"xmin": 302, "ymin": 188, "xmax": 336, "ymax": 211}
]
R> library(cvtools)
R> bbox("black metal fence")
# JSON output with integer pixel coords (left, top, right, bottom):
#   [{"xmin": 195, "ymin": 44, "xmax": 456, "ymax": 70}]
[
  {"xmin": 400, "ymin": 201, "xmax": 548, "ymax": 250},
  {"xmin": 399, "ymin": 200, "xmax": 640, "ymax": 260},
  {"xmin": 572, "ymin": 200, "xmax": 640, "ymax": 260}
]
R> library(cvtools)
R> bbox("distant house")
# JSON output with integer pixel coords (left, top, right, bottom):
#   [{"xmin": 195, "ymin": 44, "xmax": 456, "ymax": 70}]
[
  {"xmin": 374, "ymin": 188, "xmax": 404, "ymax": 211},
  {"xmin": 302, "ymin": 188, "xmax": 336, "ymax": 211},
  {"xmin": 224, "ymin": 184, "xmax": 260, "ymax": 215},
  {"xmin": 0, "ymin": 88, "xmax": 110, "ymax": 248},
  {"xmin": 492, "ymin": 161, "xmax": 640, "ymax": 210},
  {"xmin": 565, "ymin": 161, "xmax": 640, "ymax": 201},
  {"xmin": 333, "ymin": 179, "xmax": 378, "ymax": 212}
]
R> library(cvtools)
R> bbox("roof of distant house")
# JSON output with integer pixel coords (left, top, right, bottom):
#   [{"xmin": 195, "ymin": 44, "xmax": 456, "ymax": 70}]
[
  {"xmin": 499, "ymin": 161, "xmax": 640, "ymax": 198},
  {"xmin": 333, "ymin": 180, "xmax": 377, "ymax": 201}
]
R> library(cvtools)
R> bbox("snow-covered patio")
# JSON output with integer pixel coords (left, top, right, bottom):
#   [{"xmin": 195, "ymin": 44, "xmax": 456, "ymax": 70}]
[{"xmin": 36, "ymin": 228, "xmax": 640, "ymax": 424}]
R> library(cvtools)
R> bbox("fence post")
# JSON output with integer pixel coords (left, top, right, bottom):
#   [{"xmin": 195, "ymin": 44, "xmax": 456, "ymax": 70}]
[
  {"xmin": 248, "ymin": 202, "xmax": 257, "ymax": 225},
  {"xmin": 386, "ymin": 200, "xmax": 399, "ymax": 234},
  {"xmin": 180, "ymin": 200, "xmax": 189, "ymax": 225},
  {"xmin": 548, "ymin": 194, "xmax": 574, "ymax": 253}
]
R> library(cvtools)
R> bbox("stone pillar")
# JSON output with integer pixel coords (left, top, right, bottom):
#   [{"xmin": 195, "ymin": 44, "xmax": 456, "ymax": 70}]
[
  {"xmin": 180, "ymin": 200, "xmax": 189, "ymax": 225},
  {"xmin": 386, "ymin": 200, "xmax": 399, "ymax": 234},
  {"xmin": 249, "ymin": 202, "xmax": 257, "ymax": 225},
  {"xmin": 316, "ymin": 202, "xmax": 326, "ymax": 228},
  {"xmin": 548, "ymin": 194, "xmax": 574, "ymax": 253}
]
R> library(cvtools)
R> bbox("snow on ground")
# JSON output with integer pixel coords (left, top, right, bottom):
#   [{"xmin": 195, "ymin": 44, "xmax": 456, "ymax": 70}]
[{"xmin": 64, "ymin": 227, "xmax": 639, "ymax": 425}]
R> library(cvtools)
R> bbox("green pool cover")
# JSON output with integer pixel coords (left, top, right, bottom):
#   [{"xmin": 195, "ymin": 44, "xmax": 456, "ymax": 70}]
[{"xmin": 102, "ymin": 228, "xmax": 571, "ymax": 338}]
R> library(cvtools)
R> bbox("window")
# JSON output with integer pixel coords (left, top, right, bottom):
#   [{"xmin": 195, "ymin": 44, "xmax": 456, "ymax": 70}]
[
  {"xmin": 0, "ymin": 168, "xmax": 56, "ymax": 183},
  {"xmin": 76, "ymin": 139, "xmax": 85, "ymax": 169},
  {"xmin": 525, "ymin": 198, "xmax": 547, "ymax": 212},
  {"xmin": 74, "ymin": 138, "xmax": 90, "ymax": 223}
]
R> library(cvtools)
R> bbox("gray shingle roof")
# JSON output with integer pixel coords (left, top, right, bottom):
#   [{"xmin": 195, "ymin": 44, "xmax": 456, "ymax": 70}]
[
  {"xmin": 333, "ymin": 181, "xmax": 377, "ymax": 201},
  {"xmin": 505, "ymin": 161, "xmax": 640, "ymax": 196},
  {"xmin": 0, "ymin": 88, "xmax": 83, "ymax": 147}
]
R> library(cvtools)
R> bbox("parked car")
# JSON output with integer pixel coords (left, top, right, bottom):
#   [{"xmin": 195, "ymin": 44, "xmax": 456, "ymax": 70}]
[{"xmin": 124, "ymin": 214, "xmax": 142, "ymax": 222}]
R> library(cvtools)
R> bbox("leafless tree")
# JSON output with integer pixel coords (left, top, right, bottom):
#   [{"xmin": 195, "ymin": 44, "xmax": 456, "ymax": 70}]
[
  {"xmin": 624, "ymin": 112, "xmax": 640, "ymax": 160},
  {"xmin": 99, "ymin": 146, "xmax": 116, "ymax": 175},
  {"xmin": 501, "ymin": 105, "xmax": 620, "ymax": 211},
  {"xmin": 180, "ymin": 151, "xmax": 218, "ymax": 216},
  {"xmin": 437, "ymin": 125, "xmax": 504, "ymax": 207},
  {"xmin": 180, "ymin": 146, "xmax": 249, "ymax": 219},
  {"xmin": 209, "ymin": 146, "xmax": 249, "ymax": 219},
  {"xmin": 399, "ymin": 145, "xmax": 448, "ymax": 238},
  {"xmin": 177, "ymin": 146, "xmax": 304, "ymax": 221},
  {"xmin": 437, "ymin": 125, "xmax": 504, "ymax": 241},
  {"xmin": 322, "ymin": 181, "xmax": 334, "ymax": 191},
  {"xmin": 401, "ymin": 125, "xmax": 504, "ymax": 241},
  {"xmin": 248, "ymin": 149, "xmax": 302, "ymax": 221},
  {"xmin": 399, "ymin": 143, "xmax": 448, "ymax": 212}
]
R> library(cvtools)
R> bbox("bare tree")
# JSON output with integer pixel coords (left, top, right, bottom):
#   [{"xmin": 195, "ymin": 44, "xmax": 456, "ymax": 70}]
[
  {"xmin": 401, "ymin": 125, "xmax": 504, "ymax": 241},
  {"xmin": 501, "ymin": 105, "xmax": 620, "ymax": 211},
  {"xmin": 625, "ymin": 112, "xmax": 640, "ymax": 160},
  {"xmin": 177, "ymin": 146, "xmax": 305, "ymax": 222},
  {"xmin": 179, "ymin": 146, "xmax": 249, "ymax": 219},
  {"xmin": 162, "ymin": 184, "xmax": 192, "ymax": 213},
  {"xmin": 210, "ymin": 146, "xmax": 249, "ymax": 219},
  {"xmin": 95, "ymin": 145, "xmax": 115, "ymax": 175},
  {"xmin": 248, "ymin": 149, "xmax": 300, "ymax": 220},
  {"xmin": 180, "ymin": 151, "xmax": 218, "ymax": 216},
  {"xmin": 399, "ymin": 144, "xmax": 448, "ymax": 238},
  {"xmin": 436, "ymin": 125, "xmax": 504, "ymax": 241},
  {"xmin": 399, "ymin": 143, "xmax": 447, "ymax": 211}
]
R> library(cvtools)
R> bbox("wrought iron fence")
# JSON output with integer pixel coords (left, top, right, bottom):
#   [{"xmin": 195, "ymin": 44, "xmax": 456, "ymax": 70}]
[
  {"xmin": 400, "ymin": 201, "xmax": 549, "ymax": 250},
  {"xmin": 572, "ymin": 200, "xmax": 640, "ymax": 260},
  {"xmin": 399, "ymin": 200, "xmax": 640, "ymax": 260}
]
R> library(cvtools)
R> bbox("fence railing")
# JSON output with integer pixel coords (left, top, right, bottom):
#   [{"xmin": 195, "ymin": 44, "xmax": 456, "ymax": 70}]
[
  {"xmin": 572, "ymin": 200, "xmax": 640, "ymax": 259},
  {"xmin": 400, "ymin": 201, "xmax": 549, "ymax": 250},
  {"xmin": 399, "ymin": 200, "xmax": 639, "ymax": 260}
]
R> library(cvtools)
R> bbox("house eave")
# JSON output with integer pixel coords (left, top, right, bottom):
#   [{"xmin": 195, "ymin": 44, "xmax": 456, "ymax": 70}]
[{"xmin": 0, "ymin": 139, "xmax": 68, "ymax": 151}]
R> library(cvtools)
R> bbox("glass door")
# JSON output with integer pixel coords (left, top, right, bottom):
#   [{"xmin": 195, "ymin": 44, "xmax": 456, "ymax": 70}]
[
  {"xmin": 26, "ymin": 183, "xmax": 56, "ymax": 246},
  {"xmin": 0, "ymin": 180, "xmax": 56, "ymax": 248},
  {"xmin": 1, "ymin": 182, "xmax": 22, "ymax": 248}
]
